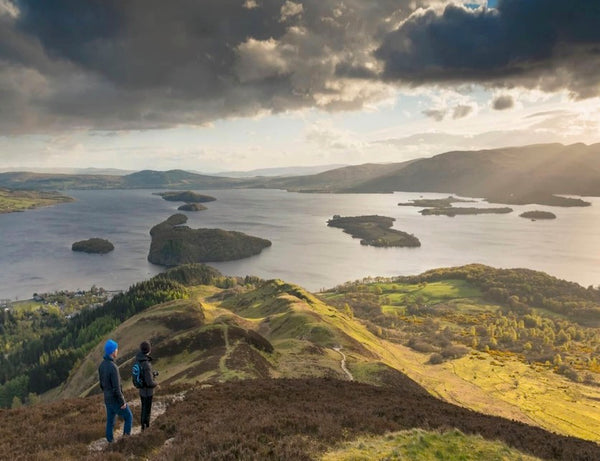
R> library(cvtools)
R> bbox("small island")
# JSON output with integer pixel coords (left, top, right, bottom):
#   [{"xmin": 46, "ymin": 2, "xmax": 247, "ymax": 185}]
[
  {"xmin": 178, "ymin": 203, "xmax": 207, "ymax": 212},
  {"xmin": 398, "ymin": 196, "xmax": 475, "ymax": 208},
  {"xmin": 327, "ymin": 215, "xmax": 421, "ymax": 248},
  {"xmin": 519, "ymin": 211, "xmax": 557, "ymax": 220},
  {"xmin": 148, "ymin": 214, "xmax": 271, "ymax": 266},
  {"xmin": 419, "ymin": 207, "xmax": 513, "ymax": 217},
  {"xmin": 72, "ymin": 238, "xmax": 115, "ymax": 254},
  {"xmin": 0, "ymin": 188, "xmax": 74, "ymax": 214},
  {"xmin": 155, "ymin": 191, "xmax": 216, "ymax": 203}
]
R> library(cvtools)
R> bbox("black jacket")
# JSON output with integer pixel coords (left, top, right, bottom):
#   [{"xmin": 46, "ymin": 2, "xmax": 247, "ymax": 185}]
[
  {"xmin": 136, "ymin": 351, "xmax": 157, "ymax": 397},
  {"xmin": 98, "ymin": 355, "xmax": 126, "ymax": 407}
]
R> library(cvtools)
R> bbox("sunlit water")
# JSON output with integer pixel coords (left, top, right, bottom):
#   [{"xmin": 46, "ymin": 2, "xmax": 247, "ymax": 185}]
[{"xmin": 1, "ymin": 188, "xmax": 599, "ymax": 300}]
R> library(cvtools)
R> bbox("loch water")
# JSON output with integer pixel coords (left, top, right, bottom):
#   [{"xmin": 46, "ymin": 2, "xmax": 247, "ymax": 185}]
[{"xmin": 1, "ymin": 188, "xmax": 599, "ymax": 300}]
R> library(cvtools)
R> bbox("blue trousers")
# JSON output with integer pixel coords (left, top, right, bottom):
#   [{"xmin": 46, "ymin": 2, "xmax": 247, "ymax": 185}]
[{"xmin": 105, "ymin": 402, "xmax": 133, "ymax": 442}]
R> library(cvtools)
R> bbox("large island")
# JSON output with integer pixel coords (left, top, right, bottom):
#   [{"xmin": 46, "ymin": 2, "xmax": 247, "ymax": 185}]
[
  {"xmin": 327, "ymin": 215, "xmax": 421, "ymax": 248},
  {"xmin": 148, "ymin": 214, "xmax": 271, "ymax": 266}
]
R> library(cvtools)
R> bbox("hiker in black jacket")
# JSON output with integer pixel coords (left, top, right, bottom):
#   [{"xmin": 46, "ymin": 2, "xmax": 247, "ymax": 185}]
[
  {"xmin": 98, "ymin": 339, "xmax": 133, "ymax": 442},
  {"xmin": 136, "ymin": 341, "xmax": 158, "ymax": 430}
]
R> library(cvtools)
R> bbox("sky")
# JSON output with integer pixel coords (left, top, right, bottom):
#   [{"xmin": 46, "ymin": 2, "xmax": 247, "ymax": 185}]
[{"xmin": 0, "ymin": 0, "xmax": 599, "ymax": 173}]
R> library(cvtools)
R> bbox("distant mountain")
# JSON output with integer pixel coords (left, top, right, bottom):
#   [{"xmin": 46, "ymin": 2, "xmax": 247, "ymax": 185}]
[
  {"xmin": 268, "ymin": 143, "xmax": 600, "ymax": 203},
  {"xmin": 0, "ymin": 167, "xmax": 134, "ymax": 175},
  {"xmin": 1, "ymin": 144, "xmax": 599, "ymax": 205},
  {"xmin": 0, "ymin": 169, "xmax": 245, "ymax": 190},
  {"xmin": 261, "ymin": 161, "xmax": 418, "ymax": 192},
  {"xmin": 211, "ymin": 164, "xmax": 348, "ymax": 178}
]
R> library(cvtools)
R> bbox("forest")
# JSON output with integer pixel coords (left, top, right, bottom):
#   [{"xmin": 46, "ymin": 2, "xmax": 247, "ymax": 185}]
[{"xmin": 0, "ymin": 278, "xmax": 188, "ymax": 408}]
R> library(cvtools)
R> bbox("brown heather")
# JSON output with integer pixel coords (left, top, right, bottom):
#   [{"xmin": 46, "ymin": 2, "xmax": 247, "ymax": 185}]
[{"xmin": 2, "ymin": 377, "xmax": 598, "ymax": 461}]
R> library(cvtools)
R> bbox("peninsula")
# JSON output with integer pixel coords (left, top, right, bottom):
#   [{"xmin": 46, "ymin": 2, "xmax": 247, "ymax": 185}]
[
  {"xmin": 148, "ymin": 214, "xmax": 271, "ymax": 266},
  {"xmin": 420, "ymin": 207, "xmax": 513, "ymax": 217},
  {"xmin": 0, "ymin": 188, "xmax": 74, "ymax": 214},
  {"xmin": 72, "ymin": 238, "xmax": 114, "ymax": 254},
  {"xmin": 327, "ymin": 215, "xmax": 421, "ymax": 247}
]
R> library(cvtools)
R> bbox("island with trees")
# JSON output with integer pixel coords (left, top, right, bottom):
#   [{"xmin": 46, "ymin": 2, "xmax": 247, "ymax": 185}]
[
  {"xmin": 154, "ymin": 191, "xmax": 216, "ymax": 203},
  {"xmin": 519, "ymin": 211, "xmax": 557, "ymax": 220},
  {"xmin": 0, "ymin": 188, "xmax": 74, "ymax": 214},
  {"xmin": 148, "ymin": 214, "xmax": 271, "ymax": 266},
  {"xmin": 71, "ymin": 238, "xmax": 115, "ymax": 254},
  {"xmin": 420, "ymin": 207, "xmax": 513, "ymax": 217},
  {"xmin": 178, "ymin": 203, "xmax": 207, "ymax": 212},
  {"xmin": 398, "ymin": 196, "xmax": 475, "ymax": 208},
  {"xmin": 327, "ymin": 215, "xmax": 421, "ymax": 248}
]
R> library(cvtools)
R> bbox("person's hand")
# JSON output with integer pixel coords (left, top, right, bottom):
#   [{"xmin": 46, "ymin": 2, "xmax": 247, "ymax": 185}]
[{"xmin": 120, "ymin": 403, "xmax": 127, "ymax": 410}]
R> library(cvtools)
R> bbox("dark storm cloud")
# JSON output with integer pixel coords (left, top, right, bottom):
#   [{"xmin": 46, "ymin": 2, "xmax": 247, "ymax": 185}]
[
  {"xmin": 375, "ymin": 0, "xmax": 600, "ymax": 97},
  {"xmin": 492, "ymin": 94, "xmax": 514, "ymax": 110},
  {"xmin": 0, "ymin": 0, "xmax": 420, "ymax": 133},
  {"xmin": 2, "ymin": 0, "xmax": 598, "ymax": 135}
]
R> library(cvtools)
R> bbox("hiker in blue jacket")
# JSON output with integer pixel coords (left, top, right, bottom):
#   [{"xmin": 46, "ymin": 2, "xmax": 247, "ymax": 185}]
[
  {"xmin": 136, "ymin": 340, "xmax": 158, "ymax": 430},
  {"xmin": 98, "ymin": 339, "xmax": 133, "ymax": 442}
]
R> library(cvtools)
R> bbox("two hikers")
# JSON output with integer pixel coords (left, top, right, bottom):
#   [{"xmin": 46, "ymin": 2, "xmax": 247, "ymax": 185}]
[
  {"xmin": 98, "ymin": 339, "xmax": 133, "ymax": 442},
  {"xmin": 98, "ymin": 339, "xmax": 159, "ymax": 442},
  {"xmin": 135, "ymin": 340, "xmax": 158, "ymax": 430}
]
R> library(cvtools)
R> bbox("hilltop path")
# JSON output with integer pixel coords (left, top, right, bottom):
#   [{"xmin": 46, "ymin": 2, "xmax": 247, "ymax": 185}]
[{"xmin": 333, "ymin": 347, "xmax": 354, "ymax": 381}]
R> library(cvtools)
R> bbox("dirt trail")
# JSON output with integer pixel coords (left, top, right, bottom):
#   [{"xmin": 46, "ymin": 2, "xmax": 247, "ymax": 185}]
[
  {"xmin": 333, "ymin": 346, "xmax": 354, "ymax": 381},
  {"xmin": 88, "ymin": 391, "xmax": 186, "ymax": 452}
]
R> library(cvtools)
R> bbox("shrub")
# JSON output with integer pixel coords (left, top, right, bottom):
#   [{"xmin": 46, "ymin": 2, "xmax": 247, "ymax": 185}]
[{"xmin": 428, "ymin": 353, "xmax": 444, "ymax": 365}]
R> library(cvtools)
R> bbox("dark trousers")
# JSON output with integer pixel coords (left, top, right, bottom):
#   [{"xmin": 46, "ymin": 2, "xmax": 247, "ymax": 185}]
[{"xmin": 140, "ymin": 395, "xmax": 153, "ymax": 429}]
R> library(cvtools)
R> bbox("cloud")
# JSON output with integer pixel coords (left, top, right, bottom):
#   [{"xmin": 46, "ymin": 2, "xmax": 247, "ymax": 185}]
[
  {"xmin": 452, "ymin": 104, "xmax": 473, "ymax": 119},
  {"xmin": 280, "ymin": 1, "xmax": 303, "ymax": 22},
  {"xmin": 0, "ymin": 0, "xmax": 419, "ymax": 134},
  {"xmin": 1, "ymin": 0, "xmax": 598, "ymax": 136},
  {"xmin": 375, "ymin": 0, "xmax": 600, "ymax": 98},
  {"xmin": 492, "ymin": 95, "xmax": 514, "ymax": 110},
  {"xmin": 422, "ymin": 109, "xmax": 447, "ymax": 122}
]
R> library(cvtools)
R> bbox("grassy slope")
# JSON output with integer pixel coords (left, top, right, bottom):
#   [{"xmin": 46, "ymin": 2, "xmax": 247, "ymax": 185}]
[
  {"xmin": 321, "ymin": 278, "xmax": 600, "ymax": 442},
  {"xmin": 56, "ymin": 276, "xmax": 600, "ymax": 444}
]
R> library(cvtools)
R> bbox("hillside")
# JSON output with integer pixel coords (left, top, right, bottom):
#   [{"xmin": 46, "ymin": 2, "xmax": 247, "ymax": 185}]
[
  {"xmin": 269, "ymin": 143, "xmax": 600, "ymax": 203},
  {"xmin": 2, "ymin": 264, "xmax": 600, "ymax": 459}
]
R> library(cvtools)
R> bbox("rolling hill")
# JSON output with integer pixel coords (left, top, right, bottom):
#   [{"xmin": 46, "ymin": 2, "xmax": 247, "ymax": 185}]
[{"xmin": 0, "ymin": 264, "xmax": 597, "ymax": 459}]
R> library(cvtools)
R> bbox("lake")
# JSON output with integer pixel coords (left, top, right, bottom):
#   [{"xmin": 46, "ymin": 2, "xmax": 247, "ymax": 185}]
[{"xmin": 1, "ymin": 188, "xmax": 599, "ymax": 300}]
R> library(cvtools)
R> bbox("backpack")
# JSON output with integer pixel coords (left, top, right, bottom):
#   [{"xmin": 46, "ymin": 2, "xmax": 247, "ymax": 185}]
[{"xmin": 132, "ymin": 361, "xmax": 145, "ymax": 389}]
